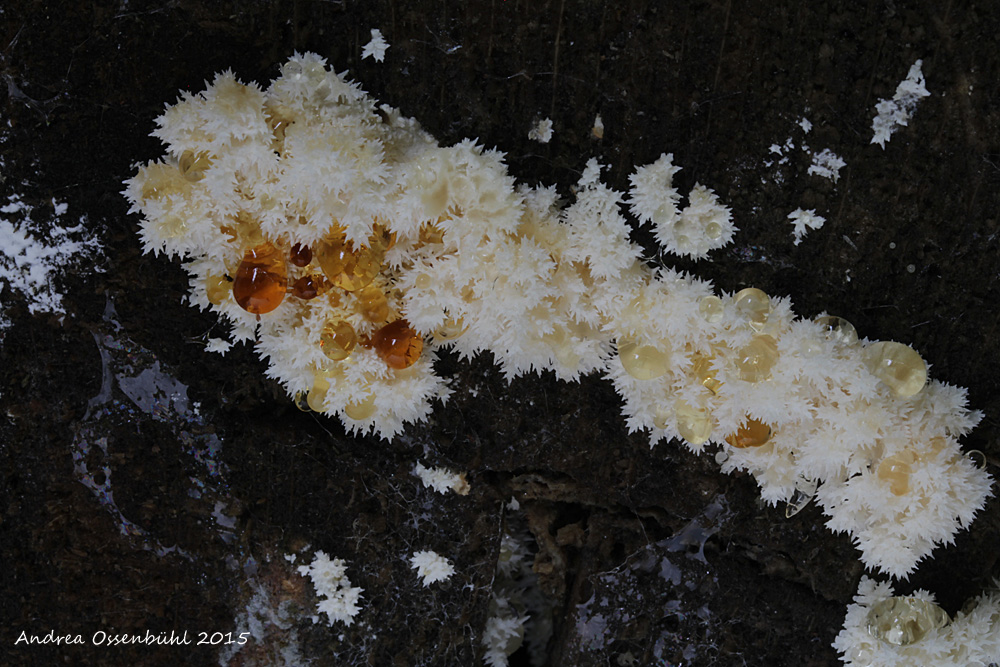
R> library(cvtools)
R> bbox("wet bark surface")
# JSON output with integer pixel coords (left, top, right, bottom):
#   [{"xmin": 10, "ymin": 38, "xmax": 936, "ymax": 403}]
[{"xmin": 1, "ymin": 1, "xmax": 998, "ymax": 666}]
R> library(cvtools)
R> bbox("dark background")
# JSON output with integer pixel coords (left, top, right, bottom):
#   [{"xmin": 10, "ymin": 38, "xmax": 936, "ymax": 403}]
[{"xmin": 1, "ymin": 1, "xmax": 998, "ymax": 665}]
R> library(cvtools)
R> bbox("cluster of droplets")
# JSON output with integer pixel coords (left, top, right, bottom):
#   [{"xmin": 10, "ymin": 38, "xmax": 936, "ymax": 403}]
[{"xmin": 615, "ymin": 285, "xmax": 934, "ymax": 514}]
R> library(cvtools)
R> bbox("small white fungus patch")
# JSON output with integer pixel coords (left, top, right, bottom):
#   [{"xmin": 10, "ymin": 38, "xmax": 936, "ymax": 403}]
[
  {"xmin": 362, "ymin": 29, "xmax": 389, "ymax": 62},
  {"xmin": 297, "ymin": 551, "xmax": 363, "ymax": 626},
  {"xmin": 413, "ymin": 462, "xmax": 470, "ymax": 495},
  {"xmin": 787, "ymin": 208, "xmax": 826, "ymax": 245},
  {"xmin": 528, "ymin": 118, "xmax": 553, "ymax": 143},
  {"xmin": 410, "ymin": 550, "xmax": 454, "ymax": 586},
  {"xmin": 871, "ymin": 59, "xmax": 930, "ymax": 149}
]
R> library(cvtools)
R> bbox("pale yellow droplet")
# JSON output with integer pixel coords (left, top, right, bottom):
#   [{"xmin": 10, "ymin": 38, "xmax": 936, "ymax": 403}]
[
  {"xmin": 866, "ymin": 597, "xmax": 950, "ymax": 646},
  {"xmin": 320, "ymin": 320, "xmax": 357, "ymax": 361},
  {"xmin": 725, "ymin": 417, "xmax": 772, "ymax": 448},
  {"xmin": 618, "ymin": 339, "xmax": 670, "ymax": 380},
  {"xmin": 435, "ymin": 317, "xmax": 466, "ymax": 341},
  {"xmin": 734, "ymin": 335, "xmax": 778, "ymax": 383},
  {"xmin": 205, "ymin": 275, "xmax": 231, "ymax": 305},
  {"xmin": 306, "ymin": 373, "xmax": 331, "ymax": 412},
  {"xmin": 691, "ymin": 352, "xmax": 723, "ymax": 394},
  {"xmin": 345, "ymin": 394, "xmax": 376, "ymax": 420},
  {"xmin": 877, "ymin": 450, "xmax": 919, "ymax": 496},
  {"xmin": 698, "ymin": 295, "xmax": 724, "ymax": 323},
  {"xmin": 815, "ymin": 315, "xmax": 858, "ymax": 346},
  {"xmin": 734, "ymin": 287, "xmax": 771, "ymax": 328},
  {"xmin": 415, "ymin": 273, "xmax": 432, "ymax": 289},
  {"xmin": 864, "ymin": 341, "xmax": 927, "ymax": 397},
  {"xmin": 705, "ymin": 221, "xmax": 723, "ymax": 240},
  {"xmin": 675, "ymin": 400, "xmax": 712, "ymax": 445}
]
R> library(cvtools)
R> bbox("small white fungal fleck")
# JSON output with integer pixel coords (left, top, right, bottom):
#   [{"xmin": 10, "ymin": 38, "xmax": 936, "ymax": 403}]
[
  {"xmin": 410, "ymin": 550, "xmax": 454, "ymax": 586},
  {"xmin": 362, "ymin": 29, "xmax": 389, "ymax": 63},
  {"xmin": 871, "ymin": 59, "xmax": 930, "ymax": 148},
  {"xmin": 205, "ymin": 338, "xmax": 233, "ymax": 355},
  {"xmin": 413, "ymin": 462, "xmax": 470, "ymax": 495},
  {"xmin": 807, "ymin": 148, "xmax": 846, "ymax": 182},
  {"xmin": 787, "ymin": 208, "xmax": 826, "ymax": 245},
  {"xmin": 528, "ymin": 118, "xmax": 553, "ymax": 143}
]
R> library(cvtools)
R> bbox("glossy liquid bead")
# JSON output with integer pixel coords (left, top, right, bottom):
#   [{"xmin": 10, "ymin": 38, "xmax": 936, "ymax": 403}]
[
  {"xmin": 344, "ymin": 394, "xmax": 377, "ymax": 421},
  {"xmin": 140, "ymin": 163, "xmax": 185, "ymax": 201},
  {"xmin": 698, "ymin": 295, "xmax": 724, "ymax": 323},
  {"xmin": 877, "ymin": 450, "xmax": 918, "ymax": 496},
  {"xmin": 674, "ymin": 400, "xmax": 712, "ymax": 445},
  {"xmin": 357, "ymin": 284, "xmax": 390, "ymax": 323},
  {"xmin": 690, "ymin": 352, "xmax": 722, "ymax": 394},
  {"xmin": 232, "ymin": 242, "xmax": 288, "ymax": 314},
  {"xmin": 864, "ymin": 341, "xmax": 927, "ymax": 397},
  {"xmin": 372, "ymin": 319, "xmax": 423, "ymax": 370},
  {"xmin": 289, "ymin": 243, "xmax": 312, "ymax": 267},
  {"xmin": 435, "ymin": 317, "xmax": 466, "ymax": 341},
  {"xmin": 320, "ymin": 320, "xmax": 358, "ymax": 361},
  {"xmin": 725, "ymin": 417, "xmax": 772, "ymax": 448},
  {"xmin": 205, "ymin": 275, "xmax": 231, "ymax": 305},
  {"xmin": 815, "ymin": 315, "xmax": 858, "ymax": 346},
  {"xmin": 618, "ymin": 339, "xmax": 670, "ymax": 380},
  {"xmin": 734, "ymin": 335, "xmax": 778, "ymax": 382},
  {"xmin": 306, "ymin": 372, "xmax": 331, "ymax": 412},
  {"xmin": 784, "ymin": 477, "xmax": 818, "ymax": 518},
  {"xmin": 865, "ymin": 597, "xmax": 950, "ymax": 646},
  {"xmin": 734, "ymin": 287, "xmax": 771, "ymax": 329},
  {"xmin": 315, "ymin": 233, "xmax": 383, "ymax": 292},
  {"xmin": 290, "ymin": 274, "xmax": 323, "ymax": 300}
]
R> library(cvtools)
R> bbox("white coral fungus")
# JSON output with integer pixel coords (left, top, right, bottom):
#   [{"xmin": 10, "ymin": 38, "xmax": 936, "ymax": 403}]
[
  {"xmin": 871, "ymin": 59, "xmax": 930, "ymax": 149},
  {"xmin": 127, "ymin": 54, "xmax": 991, "ymax": 579},
  {"xmin": 362, "ymin": 29, "xmax": 389, "ymax": 62},
  {"xmin": 296, "ymin": 551, "xmax": 363, "ymax": 626},
  {"xmin": 410, "ymin": 550, "xmax": 455, "ymax": 586},
  {"xmin": 834, "ymin": 576, "xmax": 1000, "ymax": 666},
  {"xmin": 787, "ymin": 208, "xmax": 826, "ymax": 245},
  {"xmin": 413, "ymin": 462, "xmax": 470, "ymax": 495}
]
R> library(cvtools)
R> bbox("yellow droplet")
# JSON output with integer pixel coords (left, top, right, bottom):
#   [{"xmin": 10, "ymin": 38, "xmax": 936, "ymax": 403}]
[
  {"xmin": 725, "ymin": 417, "xmax": 772, "ymax": 448},
  {"xmin": 877, "ymin": 450, "xmax": 918, "ymax": 496},
  {"xmin": 705, "ymin": 221, "xmax": 723, "ymax": 240},
  {"xmin": 315, "ymin": 230, "xmax": 383, "ymax": 292},
  {"xmin": 734, "ymin": 335, "xmax": 778, "ymax": 382},
  {"xmin": 815, "ymin": 315, "xmax": 858, "ymax": 346},
  {"xmin": 618, "ymin": 339, "xmax": 670, "ymax": 380},
  {"xmin": 159, "ymin": 215, "xmax": 187, "ymax": 238},
  {"xmin": 345, "ymin": 394, "xmax": 376, "ymax": 421},
  {"xmin": 293, "ymin": 391, "xmax": 311, "ymax": 412},
  {"xmin": 734, "ymin": 287, "xmax": 771, "ymax": 328},
  {"xmin": 232, "ymin": 242, "xmax": 288, "ymax": 314},
  {"xmin": 140, "ymin": 163, "xmax": 185, "ymax": 200},
  {"xmin": 306, "ymin": 373, "xmax": 331, "ymax": 412},
  {"xmin": 653, "ymin": 407, "xmax": 670, "ymax": 430},
  {"xmin": 357, "ymin": 284, "xmax": 390, "ymax": 324},
  {"xmin": 675, "ymin": 400, "xmax": 712, "ymax": 445},
  {"xmin": 691, "ymin": 352, "xmax": 723, "ymax": 394},
  {"xmin": 864, "ymin": 341, "xmax": 927, "ymax": 397},
  {"xmin": 698, "ymin": 295, "xmax": 724, "ymax": 323},
  {"xmin": 866, "ymin": 597, "xmax": 950, "ymax": 646},
  {"xmin": 205, "ymin": 275, "xmax": 231, "ymax": 305},
  {"xmin": 415, "ymin": 273, "xmax": 432, "ymax": 289},
  {"xmin": 435, "ymin": 317, "xmax": 466, "ymax": 341},
  {"xmin": 320, "ymin": 320, "xmax": 358, "ymax": 361}
]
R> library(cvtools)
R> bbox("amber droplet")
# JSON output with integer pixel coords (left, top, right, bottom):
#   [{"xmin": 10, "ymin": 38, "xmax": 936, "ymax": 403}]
[
  {"xmin": 345, "ymin": 394, "xmax": 377, "ymax": 421},
  {"xmin": 371, "ymin": 319, "xmax": 423, "ymax": 370},
  {"xmin": 618, "ymin": 338, "xmax": 670, "ymax": 381},
  {"xmin": 358, "ymin": 284, "xmax": 390, "ymax": 323},
  {"xmin": 877, "ymin": 450, "xmax": 918, "ymax": 496},
  {"xmin": 864, "ymin": 341, "xmax": 927, "ymax": 397},
  {"xmin": 293, "ymin": 392, "xmax": 311, "ymax": 412},
  {"xmin": 290, "ymin": 274, "xmax": 323, "ymax": 300},
  {"xmin": 815, "ymin": 315, "xmax": 858, "ymax": 346},
  {"xmin": 866, "ymin": 597, "xmax": 950, "ymax": 646},
  {"xmin": 315, "ymin": 232, "xmax": 383, "ymax": 292},
  {"xmin": 320, "ymin": 320, "xmax": 357, "ymax": 361},
  {"xmin": 725, "ymin": 417, "xmax": 772, "ymax": 448},
  {"xmin": 735, "ymin": 335, "xmax": 778, "ymax": 382},
  {"xmin": 675, "ymin": 400, "xmax": 712, "ymax": 445},
  {"xmin": 290, "ymin": 243, "xmax": 312, "ymax": 267},
  {"xmin": 205, "ymin": 275, "xmax": 231, "ymax": 305},
  {"xmin": 232, "ymin": 242, "xmax": 288, "ymax": 314},
  {"xmin": 178, "ymin": 150, "xmax": 212, "ymax": 182}
]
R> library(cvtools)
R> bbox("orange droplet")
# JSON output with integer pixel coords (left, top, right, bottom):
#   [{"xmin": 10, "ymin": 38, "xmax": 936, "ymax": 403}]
[
  {"xmin": 725, "ymin": 417, "xmax": 772, "ymax": 448},
  {"xmin": 233, "ymin": 242, "xmax": 287, "ymax": 314},
  {"xmin": 315, "ymin": 232, "xmax": 383, "ymax": 292},
  {"xmin": 371, "ymin": 319, "xmax": 423, "ymax": 370}
]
